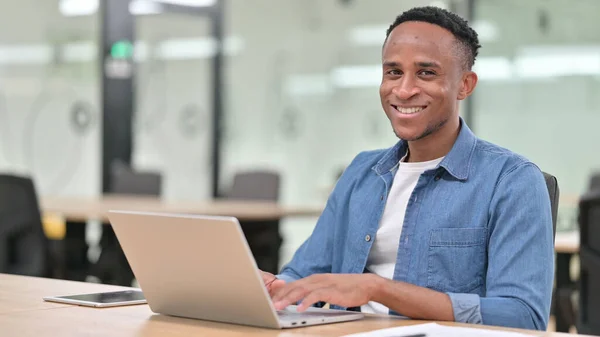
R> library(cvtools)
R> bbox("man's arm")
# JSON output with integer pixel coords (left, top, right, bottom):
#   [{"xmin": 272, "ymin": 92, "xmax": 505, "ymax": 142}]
[
  {"xmin": 475, "ymin": 163, "xmax": 555, "ymax": 329},
  {"xmin": 371, "ymin": 278, "xmax": 454, "ymax": 321},
  {"xmin": 271, "ymin": 273, "xmax": 455, "ymax": 321},
  {"xmin": 378, "ymin": 163, "xmax": 553, "ymax": 329}
]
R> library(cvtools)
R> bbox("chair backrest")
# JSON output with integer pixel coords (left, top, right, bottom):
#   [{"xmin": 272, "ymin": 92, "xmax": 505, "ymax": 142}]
[
  {"xmin": 542, "ymin": 172, "xmax": 559, "ymax": 241},
  {"xmin": 227, "ymin": 171, "xmax": 280, "ymax": 201},
  {"xmin": 577, "ymin": 190, "xmax": 600, "ymax": 335},
  {"xmin": 109, "ymin": 162, "xmax": 162, "ymax": 196},
  {"xmin": 0, "ymin": 174, "xmax": 48, "ymax": 276}
]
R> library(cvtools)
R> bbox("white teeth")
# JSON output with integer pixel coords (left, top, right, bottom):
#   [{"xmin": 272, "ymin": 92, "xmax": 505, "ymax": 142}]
[{"xmin": 396, "ymin": 106, "xmax": 424, "ymax": 114}]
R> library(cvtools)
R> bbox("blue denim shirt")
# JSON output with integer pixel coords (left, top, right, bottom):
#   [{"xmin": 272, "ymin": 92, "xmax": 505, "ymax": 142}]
[{"xmin": 278, "ymin": 120, "xmax": 554, "ymax": 330}]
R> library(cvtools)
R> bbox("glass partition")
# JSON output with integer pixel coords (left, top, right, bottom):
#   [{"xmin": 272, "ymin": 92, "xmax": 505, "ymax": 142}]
[
  {"xmin": 0, "ymin": 1, "xmax": 100, "ymax": 197},
  {"xmin": 133, "ymin": 11, "xmax": 214, "ymax": 201}
]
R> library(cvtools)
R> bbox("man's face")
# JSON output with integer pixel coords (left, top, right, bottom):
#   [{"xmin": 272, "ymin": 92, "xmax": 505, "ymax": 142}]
[{"xmin": 380, "ymin": 21, "xmax": 474, "ymax": 142}]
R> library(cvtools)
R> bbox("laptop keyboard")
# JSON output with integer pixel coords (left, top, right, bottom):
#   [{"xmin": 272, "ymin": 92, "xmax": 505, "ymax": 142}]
[{"xmin": 277, "ymin": 309, "xmax": 349, "ymax": 321}]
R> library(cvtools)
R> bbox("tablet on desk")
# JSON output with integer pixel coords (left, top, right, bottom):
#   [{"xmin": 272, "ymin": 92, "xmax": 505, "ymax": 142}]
[{"xmin": 43, "ymin": 290, "xmax": 146, "ymax": 308}]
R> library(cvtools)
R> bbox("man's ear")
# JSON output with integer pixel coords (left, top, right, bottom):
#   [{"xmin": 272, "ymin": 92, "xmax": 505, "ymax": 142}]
[{"xmin": 457, "ymin": 71, "xmax": 478, "ymax": 100}]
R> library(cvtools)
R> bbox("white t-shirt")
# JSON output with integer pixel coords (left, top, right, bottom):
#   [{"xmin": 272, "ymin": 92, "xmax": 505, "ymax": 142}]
[{"xmin": 361, "ymin": 154, "xmax": 444, "ymax": 314}]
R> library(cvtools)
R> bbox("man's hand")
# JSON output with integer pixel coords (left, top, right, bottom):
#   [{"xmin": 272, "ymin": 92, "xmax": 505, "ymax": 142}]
[
  {"xmin": 260, "ymin": 270, "xmax": 286, "ymax": 297},
  {"xmin": 270, "ymin": 273, "xmax": 379, "ymax": 312}
]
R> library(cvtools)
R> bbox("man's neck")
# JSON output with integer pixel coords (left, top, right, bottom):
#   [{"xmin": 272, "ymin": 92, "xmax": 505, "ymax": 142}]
[{"xmin": 405, "ymin": 118, "xmax": 461, "ymax": 163}]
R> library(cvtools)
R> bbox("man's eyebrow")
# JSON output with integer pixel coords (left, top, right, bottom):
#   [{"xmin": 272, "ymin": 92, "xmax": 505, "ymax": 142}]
[
  {"xmin": 416, "ymin": 61, "xmax": 441, "ymax": 68},
  {"xmin": 383, "ymin": 61, "xmax": 400, "ymax": 68},
  {"xmin": 382, "ymin": 61, "xmax": 442, "ymax": 68}
]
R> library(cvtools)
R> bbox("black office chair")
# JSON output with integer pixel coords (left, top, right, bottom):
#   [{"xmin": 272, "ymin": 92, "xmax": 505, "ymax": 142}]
[
  {"xmin": 543, "ymin": 172, "xmax": 560, "ymax": 241},
  {"xmin": 542, "ymin": 171, "xmax": 577, "ymax": 332},
  {"xmin": 577, "ymin": 190, "xmax": 600, "ymax": 335},
  {"xmin": 0, "ymin": 174, "xmax": 48, "ymax": 277},
  {"xmin": 225, "ymin": 170, "xmax": 282, "ymax": 274},
  {"xmin": 91, "ymin": 163, "xmax": 162, "ymax": 285},
  {"xmin": 587, "ymin": 173, "xmax": 600, "ymax": 191}
]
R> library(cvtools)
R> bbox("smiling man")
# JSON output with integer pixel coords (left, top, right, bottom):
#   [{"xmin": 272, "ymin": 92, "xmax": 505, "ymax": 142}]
[{"xmin": 261, "ymin": 6, "xmax": 554, "ymax": 330}]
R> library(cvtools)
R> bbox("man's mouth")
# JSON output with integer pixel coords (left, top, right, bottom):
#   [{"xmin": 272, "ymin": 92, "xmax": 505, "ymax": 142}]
[{"xmin": 392, "ymin": 105, "xmax": 426, "ymax": 115}]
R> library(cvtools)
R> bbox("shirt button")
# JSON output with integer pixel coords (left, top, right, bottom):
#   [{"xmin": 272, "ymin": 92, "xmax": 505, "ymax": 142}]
[
  {"xmin": 365, "ymin": 234, "xmax": 372, "ymax": 242},
  {"xmin": 434, "ymin": 174, "xmax": 442, "ymax": 181},
  {"xmin": 380, "ymin": 195, "xmax": 384, "ymax": 201}
]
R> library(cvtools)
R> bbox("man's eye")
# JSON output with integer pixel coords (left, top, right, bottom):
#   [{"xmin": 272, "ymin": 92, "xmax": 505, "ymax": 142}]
[
  {"xmin": 387, "ymin": 70, "xmax": 402, "ymax": 76},
  {"xmin": 419, "ymin": 70, "xmax": 436, "ymax": 76}
]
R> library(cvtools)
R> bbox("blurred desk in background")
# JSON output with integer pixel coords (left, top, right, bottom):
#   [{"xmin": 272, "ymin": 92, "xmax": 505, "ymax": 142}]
[
  {"xmin": 555, "ymin": 231, "xmax": 579, "ymax": 254},
  {"xmin": 39, "ymin": 195, "xmax": 323, "ymax": 283},
  {"xmin": 41, "ymin": 195, "xmax": 323, "ymax": 223}
]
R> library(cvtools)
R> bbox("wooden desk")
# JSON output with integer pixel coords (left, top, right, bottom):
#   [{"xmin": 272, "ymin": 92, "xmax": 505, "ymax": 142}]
[
  {"xmin": 0, "ymin": 274, "xmax": 586, "ymax": 336},
  {"xmin": 0, "ymin": 274, "xmax": 129, "ymax": 314},
  {"xmin": 41, "ymin": 195, "xmax": 323, "ymax": 223}
]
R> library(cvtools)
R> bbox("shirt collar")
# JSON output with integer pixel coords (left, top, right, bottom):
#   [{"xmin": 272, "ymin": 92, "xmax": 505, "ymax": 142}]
[{"xmin": 372, "ymin": 117, "xmax": 477, "ymax": 180}]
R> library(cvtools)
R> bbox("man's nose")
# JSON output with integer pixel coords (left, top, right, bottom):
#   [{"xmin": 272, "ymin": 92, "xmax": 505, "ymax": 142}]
[{"xmin": 392, "ymin": 76, "xmax": 420, "ymax": 100}]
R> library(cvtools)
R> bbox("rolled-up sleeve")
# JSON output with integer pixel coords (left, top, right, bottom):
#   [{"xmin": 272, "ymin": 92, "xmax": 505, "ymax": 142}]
[
  {"xmin": 447, "ymin": 293, "xmax": 482, "ymax": 324},
  {"xmin": 448, "ymin": 163, "xmax": 554, "ymax": 330}
]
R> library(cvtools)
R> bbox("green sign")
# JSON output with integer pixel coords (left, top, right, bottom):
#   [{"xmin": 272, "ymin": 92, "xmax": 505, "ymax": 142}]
[{"xmin": 110, "ymin": 40, "xmax": 134, "ymax": 59}]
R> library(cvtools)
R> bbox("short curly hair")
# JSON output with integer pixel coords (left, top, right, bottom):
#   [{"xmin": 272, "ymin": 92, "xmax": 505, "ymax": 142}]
[{"xmin": 385, "ymin": 6, "xmax": 480, "ymax": 70}]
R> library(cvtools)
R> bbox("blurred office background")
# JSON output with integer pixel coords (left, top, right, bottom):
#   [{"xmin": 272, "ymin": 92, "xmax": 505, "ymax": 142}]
[{"xmin": 0, "ymin": 0, "xmax": 599, "ymax": 333}]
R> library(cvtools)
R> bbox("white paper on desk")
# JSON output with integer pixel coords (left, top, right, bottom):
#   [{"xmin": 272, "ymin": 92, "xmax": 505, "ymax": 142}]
[{"xmin": 341, "ymin": 323, "xmax": 531, "ymax": 337}]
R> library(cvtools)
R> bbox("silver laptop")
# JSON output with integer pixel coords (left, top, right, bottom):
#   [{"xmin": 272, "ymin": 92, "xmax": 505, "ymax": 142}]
[{"xmin": 107, "ymin": 210, "xmax": 364, "ymax": 329}]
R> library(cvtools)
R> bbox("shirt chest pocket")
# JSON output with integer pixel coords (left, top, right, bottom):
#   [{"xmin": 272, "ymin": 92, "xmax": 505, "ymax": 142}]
[{"xmin": 427, "ymin": 227, "xmax": 487, "ymax": 294}]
